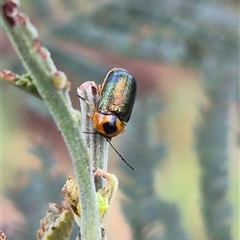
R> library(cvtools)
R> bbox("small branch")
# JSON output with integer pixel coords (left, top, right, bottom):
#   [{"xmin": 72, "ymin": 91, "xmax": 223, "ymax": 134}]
[
  {"xmin": 0, "ymin": 70, "xmax": 41, "ymax": 98},
  {"xmin": 37, "ymin": 203, "xmax": 74, "ymax": 240},
  {"xmin": 63, "ymin": 169, "xmax": 118, "ymax": 240}
]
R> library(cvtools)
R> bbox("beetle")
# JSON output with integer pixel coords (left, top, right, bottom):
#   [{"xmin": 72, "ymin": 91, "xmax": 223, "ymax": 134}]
[
  {"xmin": 89, "ymin": 68, "xmax": 137, "ymax": 139},
  {"xmin": 78, "ymin": 68, "xmax": 137, "ymax": 170}
]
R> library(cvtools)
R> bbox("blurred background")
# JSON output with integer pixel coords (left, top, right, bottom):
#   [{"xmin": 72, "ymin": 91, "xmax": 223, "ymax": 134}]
[{"xmin": 1, "ymin": 0, "xmax": 239, "ymax": 239}]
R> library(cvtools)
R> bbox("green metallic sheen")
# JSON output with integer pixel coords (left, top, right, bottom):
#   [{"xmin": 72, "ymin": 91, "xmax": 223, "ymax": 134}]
[{"xmin": 98, "ymin": 68, "xmax": 137, "ymax": 123}]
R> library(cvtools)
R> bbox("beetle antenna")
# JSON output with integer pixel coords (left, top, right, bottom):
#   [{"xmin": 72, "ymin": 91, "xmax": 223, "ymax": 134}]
[
  {"xmin": 77, "ymin": 93, "xmax": 84, "ymax": 100},
  {"xmin": 78, "ymin": 93, "xmax": 95, "ymax": 109},
  {"xmin": 107, "ymin": 139, "xmax": 135, "ymax": 170},
  {"xmin": 83, "ymin": 131, "xmax": 97, "ymax": 135}
]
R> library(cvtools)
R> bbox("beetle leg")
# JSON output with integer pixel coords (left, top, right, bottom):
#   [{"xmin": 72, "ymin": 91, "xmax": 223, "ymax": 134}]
[
  {"xmin": 78, "ymin": 93, "xmax": 96, "ymax": 113},
  {"xmin": 87, "ymin": 112, "xmax": 94, "ymax": 119},
  {"xmin": 97, "ymin": 84, "xmax": 103, "ymax": 96}
]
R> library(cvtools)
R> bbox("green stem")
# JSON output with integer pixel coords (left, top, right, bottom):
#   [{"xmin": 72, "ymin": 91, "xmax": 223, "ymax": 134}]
[{"xmin": 1, "ymin": 2, "xmax": 101, "ymax": 239}]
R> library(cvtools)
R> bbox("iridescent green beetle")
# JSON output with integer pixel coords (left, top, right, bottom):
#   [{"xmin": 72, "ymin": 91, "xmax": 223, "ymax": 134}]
[
  {"xmin": 78, "ymin": 68, "xmax": 137, "ymax": 170},
  {"xmin": 88, "ymin": 68, "xmax": 137, "ymax": 139}
]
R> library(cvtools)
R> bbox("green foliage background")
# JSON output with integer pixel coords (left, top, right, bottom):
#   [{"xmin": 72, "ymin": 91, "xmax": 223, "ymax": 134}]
[{"xmin": 1, "ymin": 0, "xmax": 239, "ymax": 239}]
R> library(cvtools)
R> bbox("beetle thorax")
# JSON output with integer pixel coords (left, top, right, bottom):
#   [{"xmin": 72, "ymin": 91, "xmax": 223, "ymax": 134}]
[{"xmin": 93, "ymin": 112, "xmax": 126, "ymax": 138}]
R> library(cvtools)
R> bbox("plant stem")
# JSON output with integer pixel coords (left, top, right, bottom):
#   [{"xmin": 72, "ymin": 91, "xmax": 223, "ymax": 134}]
[
  {"xmin": 77, "ymin": 82, "xmax": 109, "ymax": 191},
  {"xmin": 1, "ymin": 2, "xmax": 101, "ymax": 239}
]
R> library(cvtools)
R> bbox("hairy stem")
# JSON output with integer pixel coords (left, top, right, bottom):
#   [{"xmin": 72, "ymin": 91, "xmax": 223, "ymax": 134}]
[
  {"xmin": 1, "ymin": 2, "xmax": 101, "ymax": 239},
  {"xmin": 77, "ymin": 82, "xmax": 109, "ymax": 191}
]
